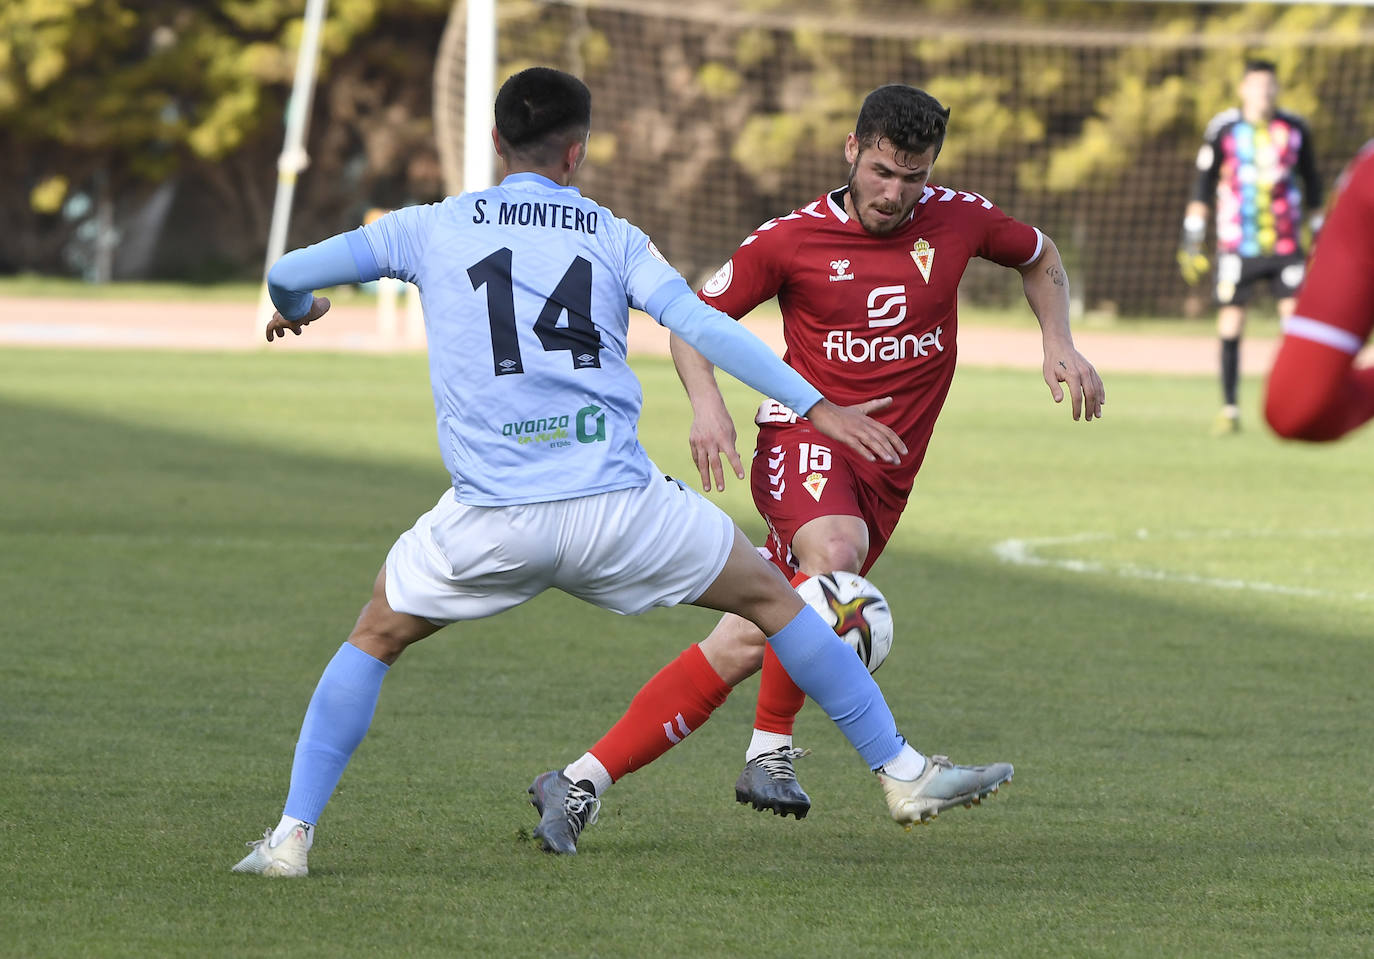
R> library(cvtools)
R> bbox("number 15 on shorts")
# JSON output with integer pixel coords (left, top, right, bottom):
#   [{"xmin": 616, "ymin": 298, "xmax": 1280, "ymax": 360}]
[{"xmin": 798, "ymin": 442, "xmax": 831, "ymax": 501}]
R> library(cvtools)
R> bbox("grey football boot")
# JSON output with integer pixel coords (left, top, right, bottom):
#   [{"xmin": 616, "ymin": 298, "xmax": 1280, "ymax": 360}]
[
  {"xmin": 734, "ymin": 746, "xmax": 812, "ymax": 819},
  {"xmin": 876, "ymin": 754, "xmax": 1013, "ymax": 829},
  {"xmin": 528, "ymin": 770, "xmax": 600, "ymax": 854}
]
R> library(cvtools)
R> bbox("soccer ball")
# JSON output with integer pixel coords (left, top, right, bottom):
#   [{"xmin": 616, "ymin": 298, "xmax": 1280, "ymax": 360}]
[{"xmin": 795, "ymin": 571, "xmax": 893, "ymax": 674}]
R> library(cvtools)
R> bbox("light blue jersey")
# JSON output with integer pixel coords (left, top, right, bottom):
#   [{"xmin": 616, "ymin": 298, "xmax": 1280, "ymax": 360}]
[
  {"xmin": 358, "ymin": 173, "xmax": 681, "ymax": 505},
  {"xmin": 268, "ymin": 172, "xmax": 825, "ymax": 507}
]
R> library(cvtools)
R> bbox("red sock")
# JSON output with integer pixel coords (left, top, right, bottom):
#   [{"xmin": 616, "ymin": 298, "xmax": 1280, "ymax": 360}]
[
  {"xmin": 752, "ymin": 569, "xmax": 810, "ymax": 734},
  {"xmin": 754, "ymin": 643, "xmax": 806, "ymax": 734},
  {"xmin": 589, "ymin": 644, "xmax": 730, "ymax": 782}
]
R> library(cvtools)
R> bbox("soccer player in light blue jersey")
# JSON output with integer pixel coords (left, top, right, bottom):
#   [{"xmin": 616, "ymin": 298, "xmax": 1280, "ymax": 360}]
[{"xmin": 232, "ymin": 67, "xmax": 1011, "ymax": 874}]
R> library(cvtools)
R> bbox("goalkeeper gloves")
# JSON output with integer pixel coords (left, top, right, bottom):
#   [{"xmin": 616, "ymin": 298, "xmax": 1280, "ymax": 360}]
[{"xmin": 1177, "ymin": 215, "xmax": 1209, "ymax": 286}]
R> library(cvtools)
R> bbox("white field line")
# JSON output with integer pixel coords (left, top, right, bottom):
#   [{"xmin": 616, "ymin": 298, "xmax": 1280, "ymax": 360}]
[{"xmin": 992, "ymin": 528, "xmax": 1374, "ymax": 602}]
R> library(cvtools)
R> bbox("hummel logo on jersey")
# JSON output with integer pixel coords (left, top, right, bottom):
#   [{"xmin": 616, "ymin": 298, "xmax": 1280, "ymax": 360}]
[
  {"xmin": 829, "ymin": 258, "xmax": 854, "ymax": 282},
  {"xmin": 911, "ymin": 239, "xmax": 934, "ymax": 283}
]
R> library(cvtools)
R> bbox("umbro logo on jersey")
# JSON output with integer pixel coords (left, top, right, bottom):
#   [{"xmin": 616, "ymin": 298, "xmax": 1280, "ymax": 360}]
[
  {"xmin": 911, "ymin": 239, "xmax": 934, "ymax": 283},
  {"xmin": 829, "ymin": 258, "xmax": 854, "ymax": 282}
]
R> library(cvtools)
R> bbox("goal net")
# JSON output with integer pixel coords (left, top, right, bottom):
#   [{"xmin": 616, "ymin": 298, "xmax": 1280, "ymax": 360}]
[{"xmin": 435, "ymin": 0, "xmax": 1374, "ymax": 317}]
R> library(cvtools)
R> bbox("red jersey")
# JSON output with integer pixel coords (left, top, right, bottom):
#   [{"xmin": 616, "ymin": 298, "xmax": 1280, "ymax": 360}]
[
  {"xmin": 699, "ymin": 184, "xmax": 1042, "ymax": 498},
  {"xmin": 1288, "ymin": 142, "xmax": 1374, "ymax": 349},
  {"xmin": 1265, "ymin": 141, "xmax": 1374, "ymax": 441}
]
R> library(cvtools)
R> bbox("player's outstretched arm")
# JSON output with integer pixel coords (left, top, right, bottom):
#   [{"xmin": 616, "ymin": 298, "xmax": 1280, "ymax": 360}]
[
  {"xmin": 669, "ymin": 332, "xmax": 743, "ymax": 491},
  {"xmin": 1017, "ymin": 235, "xmax": 1105, "ymax": 422}
]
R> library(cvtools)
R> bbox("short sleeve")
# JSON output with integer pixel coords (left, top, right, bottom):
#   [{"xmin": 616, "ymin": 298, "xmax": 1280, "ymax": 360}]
[
  {"xmin": 614, "ymin": 217, "xmax": 690, "ymax": 314},
  {"xmin": 972, "ymin": 199, "xmax": 1042, "ymax": 267},
  {"xmin": 695, "ymin": 219, "xmax": 790, "ymax": 319}
]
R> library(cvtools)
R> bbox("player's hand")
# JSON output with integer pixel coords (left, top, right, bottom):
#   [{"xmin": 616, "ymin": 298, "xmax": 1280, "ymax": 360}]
[
  {"xmin": 1043, "ymin": 345, "xmax": 1105, "ymax": 422},
  {"xmin": 265, "ymin": 295, "xmax": 331, "ymax": 342},
  {"xmin": 1177, "ymin": 218, "xmax": 1209, "ymax": 286},
  {"xmin": 805, "ymin": 397, "xmax": 907, "ymax": 465},
  {"xmin": 1177, "ymin": 247, "xmax": 1209, "ymax": 286},
  {"xmin": 687, "ymin": 400, "xmax": 744, "ymax": 492}
]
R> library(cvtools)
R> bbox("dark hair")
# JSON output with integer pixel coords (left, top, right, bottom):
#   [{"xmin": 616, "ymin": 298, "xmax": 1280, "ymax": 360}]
[
  {"xmin": 494, "ymin": 67, "xmax": 592, "ymax": 165},
  {"xmin": 1244, "ymin": 58, "xmax": 1277, "ymax": 76},
  {"xmin": 854, "ymin": 84, "xmax": 951, "ymax": 163}
]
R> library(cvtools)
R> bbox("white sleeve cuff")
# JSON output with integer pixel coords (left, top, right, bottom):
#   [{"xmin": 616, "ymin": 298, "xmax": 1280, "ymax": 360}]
[{"xmin": 1282, "ymin": 315, "xmax": 1365, "ymax": 355}]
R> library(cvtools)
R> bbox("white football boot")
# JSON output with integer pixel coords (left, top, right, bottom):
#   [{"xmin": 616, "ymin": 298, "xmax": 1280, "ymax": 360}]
[
  {"xmin": 231, "ymin": 824, "xmax": 311, "ymax": 877},
  {"xmin": 877, "ymin": 754, "xmax": 1013, "ymax": 829}
]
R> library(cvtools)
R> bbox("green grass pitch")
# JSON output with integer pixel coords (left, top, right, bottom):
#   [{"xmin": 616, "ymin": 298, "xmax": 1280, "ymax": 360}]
[{"xmin": 2, "ymin": 346, "xmax": 1371, "ymax": 958}]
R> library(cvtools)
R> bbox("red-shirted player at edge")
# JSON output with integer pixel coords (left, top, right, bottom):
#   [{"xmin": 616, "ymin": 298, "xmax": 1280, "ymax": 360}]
[
  {"xmin": 1265, "ymin": 140, "xmax": 1374, "ymax": 441},
  {"xmin": 670, "ymin": 84, "xmax": 1107, "ymax": 818}
]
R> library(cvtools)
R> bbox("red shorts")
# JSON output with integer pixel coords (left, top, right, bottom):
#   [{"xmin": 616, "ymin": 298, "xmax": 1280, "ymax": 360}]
[{"xmin": 750, "ymin": 422, "xmax": 906, "ymax": 577}]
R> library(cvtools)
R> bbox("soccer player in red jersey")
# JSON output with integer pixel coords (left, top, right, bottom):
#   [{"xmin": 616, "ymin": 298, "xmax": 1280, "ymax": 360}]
[
  {"xmin": 1265, "ymin": 141, "xmax": 1374, "ymax": 441},
  {"xmin": 670, "ymin": 84, "xmax": 1106, "ymax": 818}
]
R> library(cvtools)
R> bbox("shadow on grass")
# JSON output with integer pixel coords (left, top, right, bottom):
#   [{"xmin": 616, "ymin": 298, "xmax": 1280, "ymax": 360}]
[{"xmin": 2, "ymin": 394, "xmax": 1371, "ymax": 957}]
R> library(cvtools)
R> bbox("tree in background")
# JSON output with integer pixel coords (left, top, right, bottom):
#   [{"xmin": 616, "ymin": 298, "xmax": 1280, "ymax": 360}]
[
  {"xmin": 6, "ymin": 0, "xmax": 1373, "ymax": 307},
  {"xmin": 442, "ymin": 0, "xmax": 1373, "ymax": 315},
  {"xmin": 0, "ymin": 0, "xmax": 448, "ymax": 279}
]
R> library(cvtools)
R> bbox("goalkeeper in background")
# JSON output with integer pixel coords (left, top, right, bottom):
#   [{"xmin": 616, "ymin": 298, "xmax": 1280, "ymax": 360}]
[{"xmin": 1178, "ymin": 58, "xmax": 1323, "ymax": 435}]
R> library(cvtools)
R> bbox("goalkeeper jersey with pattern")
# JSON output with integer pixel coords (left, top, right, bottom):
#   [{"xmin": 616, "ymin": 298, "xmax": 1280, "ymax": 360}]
[
  {"xmin": 698, "ymin": 184, "xmax": 1042, "ymax": 501},
  {"xmin": 1192, "ymin": 108, "xmax": 1322, "ymax": 258}
]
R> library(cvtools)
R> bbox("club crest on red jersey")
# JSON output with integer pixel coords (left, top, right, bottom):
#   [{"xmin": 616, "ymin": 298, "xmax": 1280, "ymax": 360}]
[
  {"xmin": 911, "ymin": 239, "xmax": 934, "ymax": 283},
  {"xmin": 803, "ymin": 471, "xmax": 827, "ymax": 501}
]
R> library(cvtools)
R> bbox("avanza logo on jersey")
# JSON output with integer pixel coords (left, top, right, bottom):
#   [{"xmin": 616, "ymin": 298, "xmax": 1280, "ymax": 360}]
[{"xmin": 823, "ymin": 325, "xmax": 945, "ymax": 363}]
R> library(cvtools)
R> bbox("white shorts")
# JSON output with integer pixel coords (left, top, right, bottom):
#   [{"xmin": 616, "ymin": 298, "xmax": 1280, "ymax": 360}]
[{"xmin": 384, "ymin": 473, "xmax": 736, "ymax": 624}]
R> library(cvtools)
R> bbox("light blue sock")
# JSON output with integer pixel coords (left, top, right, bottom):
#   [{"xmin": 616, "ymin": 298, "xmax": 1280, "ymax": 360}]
[
  {"xmin": 766, "ymin": 606, "xmax": 904, "ymax": 770},
  {"xmin": 282, "ymin": 641, "xmax": 390, "ymax": 824}
]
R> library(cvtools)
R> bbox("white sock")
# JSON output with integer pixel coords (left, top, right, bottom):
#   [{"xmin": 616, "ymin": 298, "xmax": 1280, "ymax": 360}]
[
  {"xmin": 879, "ymin": 743, "xmax": 927, "ymax": 781},
  {"xmin": 562, "ymin": 753, "xmax": 613, "ymax": 797},
  {"xmin": 270, "ymin": 815, "xmax": 314, "ymax": 849},
  {"xmin": 745, "ymin": 729, "xmax": 794, "ymax": 763}
]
